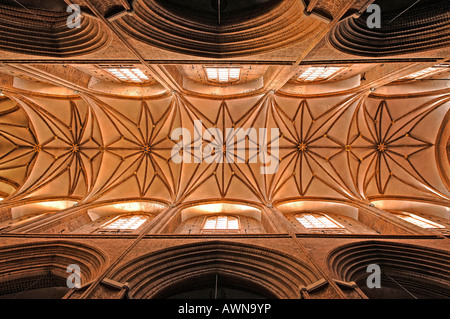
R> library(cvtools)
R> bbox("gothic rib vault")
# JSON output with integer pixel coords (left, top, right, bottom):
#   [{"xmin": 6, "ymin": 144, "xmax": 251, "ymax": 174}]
[
  {"xmin": 1, "ymin": 90, "xmax": 449, "ymax": 206},
  {"xmin": 0, "ymin": 0, "xmax": 449, "ymax": 300}
]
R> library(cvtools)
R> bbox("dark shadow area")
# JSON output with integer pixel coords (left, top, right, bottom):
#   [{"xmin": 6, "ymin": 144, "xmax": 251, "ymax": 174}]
[
  {"xmin": 0, "ymin": 273, "xmax": 69, "ymax": 299},
  {"xmin": 153, "ymin": 273, "xmax": 275, "ymax": 299}
]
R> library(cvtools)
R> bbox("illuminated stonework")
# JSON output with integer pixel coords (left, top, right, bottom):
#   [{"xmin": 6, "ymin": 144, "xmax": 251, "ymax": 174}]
[{"xmin": 0, "ymin": 0, "xmax": 448, "ymax": 301}]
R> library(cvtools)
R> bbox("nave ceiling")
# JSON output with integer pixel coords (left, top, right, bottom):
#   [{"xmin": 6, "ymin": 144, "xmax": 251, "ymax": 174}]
[{"xmin": 0, "ymin": 0, "xmax": 448, "ymax": 213}]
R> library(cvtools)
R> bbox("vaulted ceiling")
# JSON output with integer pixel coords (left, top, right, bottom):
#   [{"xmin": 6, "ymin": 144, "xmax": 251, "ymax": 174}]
[
  {"xmin": 1, "ymin": 88, "xmax": 448, "ymax": 208},
  {"xmin": 0, "ymin": 0, "xmax": 448, "ymax": 212}
]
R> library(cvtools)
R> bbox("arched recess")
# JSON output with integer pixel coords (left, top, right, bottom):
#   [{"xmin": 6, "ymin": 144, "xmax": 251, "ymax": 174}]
[
  {"xmin": 277, "ymin": 200, "xmax": 378, "ymax": 234},
  {"xmin": 329, "ymin": 0, "xmax": 450, "ymax": 57},
  {"xmin": 115, "ymin": 0, "xmax": 323, "ymax": 58},
  {"xmin": 2, "ymin": 199, "xmax": 167, "ymax": 235},
  {"xmin": 151, "ymin": 272, "xmax": 275, "ymax": 299},
  {"xmin": 0, "ymin": 3, "xmax": 112, "ymax": 57},
  {"xmin": 70, "ymin": 200, "xmax": 167, "ymax": 234},
  {"xmin": 160, "ymin": 202, "xmax": 277, "ymax": 234},
  {"xmin": 110, "ymin": 241, "xmax": 320, "ymax": 299},
  {"xmin": 0, "ymin": 200, "xmax": 78, "ymax": 233},
  {"xmin": 171, "ymin": 202, "xmax": 267, "ymax": 234},
  {"xmin": 327, "ymin": 241, "xmax": 450, "ymax": 299},
  {"xmin": 371, "ymin": 200, "xmax": 450, "ymax": 236},
  {"xmin": 0, "ymin": 241, "xmax": 107, "ymax": 298}
]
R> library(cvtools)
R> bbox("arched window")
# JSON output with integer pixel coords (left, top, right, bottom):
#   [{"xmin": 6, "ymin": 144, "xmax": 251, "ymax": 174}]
[
  {"xmin": 295, "ymin": 213, "xmax": 344, "ymax": 229},
  {"xmin": 293, "ymin": 213, "xmax": 350, "ymax": 234},
  {"xmin": 100, "ymin": 214, "xmax": 150, "ymax": 232},
  {"xmin": 394, "ymin": 213, "xmax": 445, "ymax": 229},
  {"xmin": 202, "ymin": 216, "xmax": 239, "ymax": 231}
]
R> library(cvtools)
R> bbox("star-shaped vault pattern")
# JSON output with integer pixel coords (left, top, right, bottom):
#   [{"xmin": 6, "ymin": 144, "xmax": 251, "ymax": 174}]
[{"xmin": 0, "ymin": 91, "xmax": 448, "ymax": 207}]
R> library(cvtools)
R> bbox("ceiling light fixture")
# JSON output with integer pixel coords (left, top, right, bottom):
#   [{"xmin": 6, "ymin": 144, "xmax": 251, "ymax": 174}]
[{"xmin": 297, "ymin": 66, "xmax": 343, "ymax": 82}]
